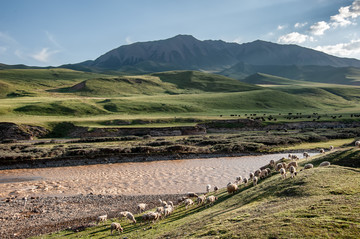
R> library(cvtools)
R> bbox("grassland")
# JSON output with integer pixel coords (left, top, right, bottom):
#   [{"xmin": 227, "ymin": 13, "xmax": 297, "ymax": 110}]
[{"xmin": 31, "ymin": 146, "xmax": 360, "ymax": 239}]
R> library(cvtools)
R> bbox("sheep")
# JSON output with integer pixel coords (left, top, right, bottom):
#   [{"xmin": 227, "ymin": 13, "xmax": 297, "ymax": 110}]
[
  {"xmin": 206, "ymin": 195, "xmax": 218, "ymax": 206},
  {"xmin": 304, "ymin": 163, "xmax": 314, "ymax": 170},
  {"xmin": 253, "ymin": 176, "xmax": 258, "ymax": 186},
  {"xmin": 289, "ymin": 166, "xmax": 296, "ymax": 178},
  {"xmin": 214, "ymin": 186, "xmax": 219, "ymax": 192},
  {"xmin": 249, "ymin": 172, "xmax": 254, "ymax": 179},
  {"xmin": 167, "ymin": 201, "xmax": 174, "ymax": 208},
  {"xmin": 142, "ymin": 212, "xmax": 160, "ymax": 223},
  {"xmin": 206, "ymin": 184, "xmax": 211, "ymax": 194},
  {"xmin": 243, "ymin": 177, "xmax": 248, "ymax": 185},
  {"xmin": 254, "ymin": 169, "xmax": 261, "ymax": 177},
  {"xmin": 236, "ymin": 176, "xmax": 243, "ymax": 185},
  {"xmin": 164, "ymin": 204, "xmax": 174, "ymax": 217},
  {"xmin": 282, "ymin": 162, "xmax": 288, "ymax": 169},
  {"xmin": 319, "ymin": 161, "xmax": 331, "ymax": 167},
  {"xmin": 110, "ymin": 222, "xmax": 123, "ymax": 235},
  {"xmin": 303, "ymin": 152, "xmax": 310, "ymax": 159},
  {"xmin": 291, "ymin": 154, "xmax": 299, "ymax": 160},
  {"xmin": 288, "ymin": 153, "xmax": 292, "ymax": 159},
  {"xmin": 197, "ymin": 195, "xmax": 206, "ymax": 205},
  {"xmin": 319, "ymin": 148, "xmax": 325, "ymax": 154},
  {"xmin": 329, "ymin": 145, "xmax": 334, "ymax": 151},
  {"xmin": 287, "ymin": 161, "xmax": 298, "ymax": 169},
  {"xmin": 137, "ymin": 203, "xmax": 147, "ymax": 213},
  {"xmin": 156, "ymin": 207, "xmax": 164, "ymax": 214},
  {"xmin": 280, "ymin": 168, "xmax": 286, "ymax": 179},
  {"xmin": 265, "ymin": 168, "xmax": 271, "ymax": 175},
  {"xmin": 96, "ymin": 214, "xmax": 107, "ymax": 224},
  {"xmin": 260, "ymin": 169, "xmax": 268, "ymax": 179},
  {"xmin": 125, "ymin": 212, "xmax": 136, "ymax": 224},
  {"xmin": 184, "ymin": 198, "xmax": 194, "ymax": 209},
  {"xmin": 227, "ymin": 183, "xmax": 238, "ymax": 194},
  {"xmin": 269, "ymin": 159, "xmax": 275, "ymax": 168},
  {"xmin": 276, "ymin": 163, "xmax": 283, "ymax": 171},
  {"xmin": 355, "ymin": 141, "xmax": 360, "ymax": 147},
  {"xmin": 177, "ymin": 196, "xmax": 188, "ymax": 203}
]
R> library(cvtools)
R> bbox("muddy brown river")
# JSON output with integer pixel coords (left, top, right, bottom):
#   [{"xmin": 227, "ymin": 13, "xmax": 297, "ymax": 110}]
[{"xmin": 0, "ymin": 153, "xmax": 317, "ymax": 198}]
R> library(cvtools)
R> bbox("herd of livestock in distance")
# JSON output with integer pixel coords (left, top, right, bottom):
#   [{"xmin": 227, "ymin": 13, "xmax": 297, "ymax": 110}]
[{"xmin": 97, "ymin": 142, "xmax": 360, "ymax": 235}]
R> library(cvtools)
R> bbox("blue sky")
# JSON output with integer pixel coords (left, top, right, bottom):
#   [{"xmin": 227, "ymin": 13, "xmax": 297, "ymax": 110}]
[{"xmin": 1, "ymin": 0, "xmax": 360, "ymax": 66}]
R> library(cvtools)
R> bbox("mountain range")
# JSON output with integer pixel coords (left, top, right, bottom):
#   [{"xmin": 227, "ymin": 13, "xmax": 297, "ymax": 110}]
[{"xmin": 61, "ymin": 35, "xmax": 360, "ymax": 74}]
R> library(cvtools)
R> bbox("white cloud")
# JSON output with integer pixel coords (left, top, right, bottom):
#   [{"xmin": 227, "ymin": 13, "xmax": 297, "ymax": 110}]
[
  {"xmin": 330, "ymin": 0, "xmax": 360, "ymax": 27},
  {"xmin": 31, "ymin": 48, "xmax": 59, "ymax": 63},
  {"xmin": 309, "ymin": 21, "xmax": 330, "ymax": 36},
  {"xmin": 277, "ymin": 32, "xmax": 314, "ymax": 44},
  {"xmin": 294, "ymin": 22, "xmax": 308, "ymax": 28},
  {"xmin": 125, "ymin": 36, "xmax": 133, "ymax": 44},
  {"xmin": 277, "ymin": 25, "xmax": 286, "ymax": 30},
  {"xmin": 315, "ymin": 39, "xmax": 360, "ymax": 58}
]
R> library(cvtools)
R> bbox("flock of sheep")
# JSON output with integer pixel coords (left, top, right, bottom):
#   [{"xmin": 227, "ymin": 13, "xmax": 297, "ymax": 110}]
[{"xmin": 96, "ymin": 141, "xmax": 360, "ymax": 235}]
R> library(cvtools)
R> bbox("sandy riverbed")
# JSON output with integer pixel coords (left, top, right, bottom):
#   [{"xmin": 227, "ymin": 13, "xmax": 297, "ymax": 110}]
[{"xmin": 0, "ymin": 153, "xmax": 316, "ymax": 199}]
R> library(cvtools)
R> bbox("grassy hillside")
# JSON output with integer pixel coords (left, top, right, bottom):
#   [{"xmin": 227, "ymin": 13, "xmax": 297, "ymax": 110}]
[
  {"xmin": 152, "ymin": 71, "xmax": 261, "ymax": 92},
  {"xmin": 35, "ymin": 147, "xmax": 360, "ymax": 238},
  {"xmin": 240, "ymin": 72, "xmax": 306, "ymax": 85}
]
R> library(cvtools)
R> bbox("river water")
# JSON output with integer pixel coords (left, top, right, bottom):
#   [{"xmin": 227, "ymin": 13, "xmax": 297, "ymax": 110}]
[{"xmin": 0, "ymin": 153, "xmax": 317, "ymax": 198}]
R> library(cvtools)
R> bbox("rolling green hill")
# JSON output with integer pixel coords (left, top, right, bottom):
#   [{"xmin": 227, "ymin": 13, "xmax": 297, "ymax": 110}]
[{"xmin": 241, "ymin": 72, "xmax": 307, "ymax": 85}]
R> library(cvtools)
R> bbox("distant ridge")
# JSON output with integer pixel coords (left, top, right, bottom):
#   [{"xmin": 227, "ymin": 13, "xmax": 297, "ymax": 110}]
[{"xmin": 65, "ymin": 35, "xmax": 360, "ymax": 73}]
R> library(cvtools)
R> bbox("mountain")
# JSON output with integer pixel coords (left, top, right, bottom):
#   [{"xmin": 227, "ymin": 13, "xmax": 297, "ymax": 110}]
[{"xmin": 68, "ymin": 35, "xmax": 360, "ymax": 73}]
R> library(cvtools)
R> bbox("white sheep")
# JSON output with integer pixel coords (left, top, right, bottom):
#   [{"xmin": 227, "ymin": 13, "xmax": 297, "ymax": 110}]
[
  {"xmin": 184, "ymin": 198, "xmax": 194, "ymax": 209},
  {"xmin": 269, "ymin": 159, "xmax": 275, "ymax": 168},
  {"xmin": 265, "ymin": 168, "xmax": 271, "ymax": 175},
  {"xmin": 206, "ymin": 195, "xmax": 217, "ymax": 206},
  {"xmin": 319, "ymin": 161, "xmax": 331, "ymax": 167},
  {"xmin": 253, "ymin": 176, "xmax": 258, "ymax": 186},
  {"xmin": 167, "ymin": 201, "xmax": 174, "ymax": 208},
  {"xmin": 287, "ymin": 161, "xmax": 298, "ymax": 169},
  {"xmin": 97, "ymin": 214, "xmax": 107, "ymax": 224},
  {"xmin": 164, "ymin": 204, "xmax": 174, "ymax": 217},
  {"xmin": 142, "ymin": 212, "xmax": 160, "ymax": 223},
  {"xmin": 329, "ymin": 145, "xmax": 334, "ymax": 151},
  {"xmin": 249, "ymin": 172, "xmax": 254, "ymax": 179},
  {"xmin": 214, "ymin": 186, "xmax": 219, "ymax": 192},
  {"xmin": 288, "ymin": 153, "xmax": 292, "ymax": 159},
  {"xmin": 276, "ymin": 162, "xmax": 283, "ymax": 171},
  {"xmin": 137, "ymin": 203, "xmax": 147, "ymax": 213},
  {"xmin": 319, "ymin": 148, "xmax": 325, "ymax": 154},
  {"xmin": 304, "ymin": 163, "xmax": 314, "ymax": 170},
  {"xmin": 197, "ymin": 195, "xmax": 206, "ymax": 205},
  {"xmin": 110, "ymin": 222, "xmax": 123, "ymax": 235},
  {"xmin": 156, "ymin": 207, "xmax": 164, "ymax": 214},
  {"xmin": 355, "ymin": 141, "xmax": 360, "ymax": 147},
  {"xmin": 260, "ymin": 169, "xmax": 268, "ymax": 179},
  {"xmin": 291, "ymin": 154, "xmax": 299, "ymax": 160},
  {"xmin": 206, "ymin": 184, "xmax": 211, "ymax": 194},
  {"xmin": 227, "ymin": 183, "xmax": 238, "ymax": 194},
  {"xmin": 280, "ymin": 168, "xmax": 286, "ymax": 179},
  {"xmin": 254, "ymin": 169, "xmax": 261, "ymax": 177},
  {"xmin": 187, "ymin": 192, "xmax": 198, "ymax": 198},
  {"xmin": 289, "ymin": 166, "xmax": 296, "ymax": 178},
  {"xmin": 243, "ymin": 177, "xmax": 248, "ymax": 185},
  {"xmin": 236, "ymin": 176, "xmax": 243, "ymax": 185}
]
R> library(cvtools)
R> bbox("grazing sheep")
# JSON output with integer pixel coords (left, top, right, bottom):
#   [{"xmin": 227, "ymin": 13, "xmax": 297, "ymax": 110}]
[
  {"xmin": 329, "ymin": 145, "xmax": 334, "ymax": 151},
  {"xmin": 236, "ymin": 176, "xmax": 243, "ymax": 185},
  {"xmin": 289, "ymin": 166, "xmax": 296, "ymax": 178},
  {"xmin": 276, "ymin": 163, "xmax": 283, "ymax": 171},
  {"xmin": 125, "ymin": 212, "xmax": 136, "ymax": 224},
  {"xmin": 303, "ymin": 152, "xmax": 310, "ymax": 159},
  {"xmin": 304, "ymin": 163, "xmax": 314, "ymax": 170},
  {"xmin": 110, "ymin": 222, "xmax": 123, "ymax": 235},
  {"xmin": 137, "ymin": 203, "xmax": 147, "ymax": 213},
  {"xmin": 142, "ymin": 212, "xmax": 160, "ymax": 223},
  {"xmin": 260, "ymin": 169, "xmax": 268, "ymax": 179},
  {"xmin": 197, "ymin": 195, "xmax": 206, "ymax": 205},
  {"xmin": 156, "ymin": 207, "xmax": 164, "ymax": 214},
  {"xmin": 269, "ymin": 159, "xmax": 275, "ymax": 168},
  {"xmin": 319, "ymin": 161, "xmax": 331, "ymax": 167},
  {"xmin": 355, "ymin": 141, "xmax": 360, "ymax": 147},
  {"xmin": 287, "ymin": 161, "xmax": 298, "ymax": 169},
  {"xmin": 97, "ymin": 214, "xmax": 107, "ymax": 224},
  {"xmin": 227, "ymin": 183, "xmax": 238, "ymax": 194},
  {"xmin": 243, "ymin": 177, "xmax": 248, "ymax": 185},
  {"xmin": 280, "ymin": 168, "xmax": 286, "ymax": 179},
  {"xmin": 206, "ymin": 195, "xmax": 218, "ymax": 206},
  {"xmin": 214, "ymin": 186, "xmax": 219, "ymax": 192},
  {"xmin": 253, "ymin": 176, "xmax": 258, "ymax": 186},
  {"xmin": 288, "ymin": 153, "xmax": 292, "ymax": 159},
  {"xmin": 319, "ymin": 148, "xmax": 325, "ymax": 154},
  {"xmin": 177, "ymin": 196, "xmax": 188, "ymax": 203},
  {"xmin": 282, "ymin": 162, "xmax": 288, "ymax": 169},
  {"xmin": 265, "ymin": 168, "xmax": 271, "ymax": 175},
  {"xmin": 168, "ymin": 201, "xmax": 174, "ymax": 208},
  {"xmin": 184, "ymin": 198, "xmax": 194, "ymax": 209},
  {"xmin": 291, "ymin": 154, "xmax": 299, "ymax": 160},
  {"xmin": 254, "ymin": 169, "xmax": 261, "ymax": 177},
  {"xmin": 206, "ymin": 184, "xmax": 211, "ymax": 194},
  {"xmin": 249, "ymin": 172, "xmax": 254, "ymax": 179},
  {"xmin": 164, "ymin": 204, "xmax": 174, "ymax": 217}
]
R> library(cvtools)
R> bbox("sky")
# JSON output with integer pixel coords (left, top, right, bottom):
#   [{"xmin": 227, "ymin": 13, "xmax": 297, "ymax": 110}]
[{"xmin": 1, "ymin": 0, "xmax": 360, "ymax": 66}]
